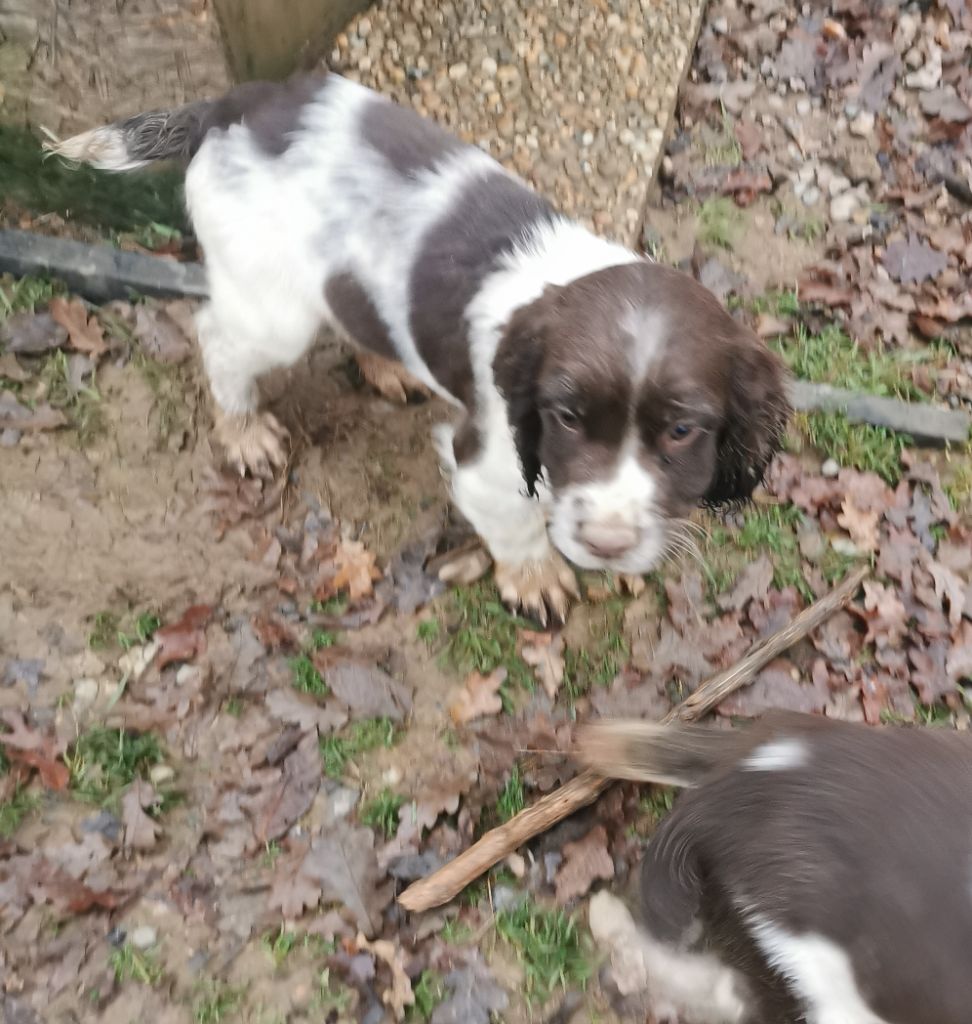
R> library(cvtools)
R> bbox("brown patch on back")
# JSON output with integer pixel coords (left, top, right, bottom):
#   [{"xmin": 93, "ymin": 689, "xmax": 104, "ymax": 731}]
[
  {"xmin": 359, "ymin": 96, "xmax": 463, "ymax": 177},
  {"xmin": 408, "ymin": 171, "xmax": 556, "ymax": 409},
  {"xmin": 325, "ymin": 272, "xmax": 398, "ymax": 360}
]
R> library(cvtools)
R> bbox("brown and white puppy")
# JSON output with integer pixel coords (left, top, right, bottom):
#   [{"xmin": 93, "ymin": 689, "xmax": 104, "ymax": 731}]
[
  {"xmin": 578, "ymin": 713, "xmax": 972, "ymax": 1024},
  {"xmin": 48, "ymin": 73, "xmax": 789, "ymax": 621}
]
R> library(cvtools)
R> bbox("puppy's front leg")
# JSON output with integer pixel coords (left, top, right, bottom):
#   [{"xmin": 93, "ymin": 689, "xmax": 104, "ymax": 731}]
[{"xmin": 438, "ymin": 424, "xmax": 578, "ymax": 625}]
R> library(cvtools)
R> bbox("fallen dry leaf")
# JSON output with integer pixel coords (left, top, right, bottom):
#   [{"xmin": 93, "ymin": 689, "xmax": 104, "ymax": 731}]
[
  {"xmin": 265, "ymin": 688, "xmax": 347, "ymax": 734},
  {"xmin": 716, "ymin": 660, "xmax": 829, "ymax": 718},
  {"xmin": 300, "ymin": 823, "xmax": 393, "ymax": 936},
  {"xmin": 857, "ymin": 581, "xmax": 908, "ymax": 648},
  {"xmin": 929, "ymin": 562, "xmax": 967, "ymax": 628},
  {"xmin": 0, "ymin": 710, "xmax": 69, "ymax": 790},
  {"xmin": 328, "ymin": 539, "xmax": 382, "ymax": 602},
  {"xmin": 448, "ymin": 668, "xmax": 507, "ymax": 725},
  {"xmin": 133, "ymin": 305, "xmax": 192, "ymax": 364},
  {"xmin": 121, "ymin": 780, "xmax": 160, "ymax": 850},
  {"xmin": 554, "ymin": 824, "xmax": 615, "ymax": 904},
  {"xmin": 837, "ymin": 498, "xmax": 880, "ymax": 552},
  {"xmin": 520, "ymin": 632, "xmax": 565, "ymax": 700},
  {"xmin": 324, "ymin": 660, "xmax": 412, "ymax": 722},
  {"xmin": 431, "ymin": 955, "xmax": 509, "ymax": 1024},
  {"xmin": 254, "ymin": 732, "xmax": 322, "ymax": 843},
  {"xmin": 357, "ymin": 933, "xmax": 415, "ymax": 1021},
  {"xmin": 268, "ymin": 843, "xmax": 321, "ymax": 919},
  {"xmin": 154, "ymin": 604, "xmax": 213, "ymax": 670},
  {"xmin": 946, "ymin": 622, "xmax": 972, "ymax": 683},
  {"xmin": 251, "ymin": 609, "xmax": 298, "ymax": 651},
  {"xmin": 48, "ymin": 297, "xmax": 108, "ymax": 357},
  {"xmin": 882, "ymin": 236, "xmax": 948, "ymax": 284},
  {"xmin": 718, "ymin": 555, "xmax": 774, "ymax": 612},
  {"xmin": 0, "ymin": 310, "xmax": 68, "ymax": 354},
  {"xmin": 0, "ymin": 391, "xmax": 68, "ymax": 433}
]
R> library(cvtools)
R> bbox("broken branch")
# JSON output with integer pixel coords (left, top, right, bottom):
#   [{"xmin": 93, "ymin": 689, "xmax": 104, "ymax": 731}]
[{"xmin": 397, "ymin": 564, "xmax": 869, "ymax": 913}]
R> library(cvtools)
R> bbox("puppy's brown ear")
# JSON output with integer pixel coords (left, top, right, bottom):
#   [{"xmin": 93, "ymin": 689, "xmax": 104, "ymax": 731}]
[
  {"xmin": 704, "ymin": 338, "xmax": 791, "ymax": 506},
  {"xmin": 492, "ymin": 297, "xmax": 553, "ymax": 497}
]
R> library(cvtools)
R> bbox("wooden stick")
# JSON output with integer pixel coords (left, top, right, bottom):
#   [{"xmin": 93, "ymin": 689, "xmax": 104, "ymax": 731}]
[{"xmin": 398, "ymin": 564, "xmax": 868, "ymax": 912}]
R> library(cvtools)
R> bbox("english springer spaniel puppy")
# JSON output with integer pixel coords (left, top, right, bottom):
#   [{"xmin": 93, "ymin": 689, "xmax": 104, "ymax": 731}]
[
  {"xmin": 48, "ymin": 73, "xmax": 790, "ymax": 622},
  {"xmin": 578, "ymin": 712, "xmax": 972, "ymax": 1024}
]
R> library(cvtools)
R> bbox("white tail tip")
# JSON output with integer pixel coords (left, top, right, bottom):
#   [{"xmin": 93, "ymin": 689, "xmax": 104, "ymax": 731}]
[{"xmin": 41, "ymin": 125, "xmax": 146, "ymax": 171}]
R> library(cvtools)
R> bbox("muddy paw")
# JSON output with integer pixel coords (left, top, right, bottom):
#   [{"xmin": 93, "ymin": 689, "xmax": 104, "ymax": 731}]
[
  {"xmin": 355, "ymin": 351, "xmax": 431, "ymax": 404},
  {"xmin": 214, "ymin": 409, "xmax": 289, "ymax": 479},
  {"xmin": 494, "ymin": 551, "xmax": 580, "ymax": 627}
]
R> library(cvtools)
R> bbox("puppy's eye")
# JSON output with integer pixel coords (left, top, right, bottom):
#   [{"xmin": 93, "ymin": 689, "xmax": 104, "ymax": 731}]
[
  {"xmin": 670, "ymin": 423, "xmax": 693, "ymax": 441},
  {"xmin": 661, "ymin": 422, "xmax": 696, "ymax": 454},
  {"xmin": 555, "ymin": 406, "xmax": 581, "ymax": 430}
]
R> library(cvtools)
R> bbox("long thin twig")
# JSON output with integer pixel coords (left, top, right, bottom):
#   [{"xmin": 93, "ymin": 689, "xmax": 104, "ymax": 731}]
[{"xmin": 398, "ymin": 565, "xmax": 869, "ymax": 913}]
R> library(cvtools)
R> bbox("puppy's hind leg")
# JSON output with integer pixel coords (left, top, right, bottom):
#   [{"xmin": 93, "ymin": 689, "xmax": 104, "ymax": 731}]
[
  {"xmin": 354, "ymin": 350, "xmax": 431, "ymax": 405},
  {"xmin": 196, "ymin": 304, "xmax": 291, "ymax": 478}
]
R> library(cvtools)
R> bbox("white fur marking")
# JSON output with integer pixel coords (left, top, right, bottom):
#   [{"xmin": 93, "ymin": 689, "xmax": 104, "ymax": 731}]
[
  {"xmin": 742, "ymin": 738, "xmax": 809, "ymax": 773},
  {"xmin": 624, "ymin": 306, "xmax": 668, "ymax": 381},
  {"xmin": 748, "ymin": 918, "xmax": 890, "ymax": 1024}
]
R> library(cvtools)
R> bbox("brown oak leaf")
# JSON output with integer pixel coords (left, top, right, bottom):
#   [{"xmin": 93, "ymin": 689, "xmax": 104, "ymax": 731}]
[
  {"xmin": 449, "ymin": 668, "xmax": 506, "ymax": 725},
  {"xmin": 554, "ymin": 824, "xmax": 615, "ymax": 904},
  {"xmin": 154, "ymin": 604, "xmax": 213, "ymax": 669},
  {"xmin": 121, "ymin": 780, "xmax": 160, "ymax": 850},
  {"xmin": 520, "ymin": 631, "xmax": 565, "ymax": 699},
  {"xmin": 837, "ymin": 498, "xmax": 880, "ymax": 552},
  {"xmin": 356, "ymin": 934, "xmax": 415, "ymax": 1021},
  {"xmin": 329, "ymin": 540, "xmax": 382, "ymax": 602},
  {"xmin": 0, "ymin": 710, "xmax": 69, "ymax": 790},
  {"xmin": 48, "ymin": 297, "xmax": 109, "ymax": 357}
]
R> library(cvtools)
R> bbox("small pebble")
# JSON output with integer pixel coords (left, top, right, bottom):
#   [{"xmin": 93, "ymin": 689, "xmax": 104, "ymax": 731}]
[
  {"xmin": 711, "ymin": 15, "xmax": 729, "ymax": 34},
  {"xmin": 74, "ymin": 678, "xmax": 100, "ymax": 708},
  {"xmin": 821, "ymin": 458, "xmax": 840, "ymax": 478},
  {"xmin": 827, "ymin": 173, "xmax": 851, "ymax": 197},
  {"xmin": 448, "ymin": 61, "xmax": 468, "ymax": 81},
  {"xmin": 849, "ymin": 110, "xmax": 875, "ymax": 136},
  {"xmin": 830, "ymin": 191, "xmax": 859, "ymax": 222},
  {"xmin": 801, "ymin": 185, "xmax": 821, "ymax": 207},
  {"xmin": 796, "ymin": 97, "xmax": 811, "ymax": 116},
  {"xmin": 149, "ymin": 765, "xmax": 175, "ymax": 786},
  {"xmin": 131, "ymin": 926, "xmax": 158, "ymax": 950}
]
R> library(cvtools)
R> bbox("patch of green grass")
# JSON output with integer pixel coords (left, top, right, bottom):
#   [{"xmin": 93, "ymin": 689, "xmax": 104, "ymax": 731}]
[
  {"xmin": 496, "ymin": 763, "xmax": 526, "ymax": 822},
  {"xmin": 262, "ymin": 926, "xmax": 299, "ymax": 968},
  {"xmin": 193, "ymin": 981, "xmax": 243, "ymax": 1024},
  {"xmin": 319, "ymin": 717, "xmax": 399, "ymax": 778},
  {"xmin": 223, "ymin": 697, "xmax": 245, "ymax": 718},
  {"xmin": 0, "ymin": 275, "xmax": 65, "ymax": 319},
  {"xmin": 39, "ymin": 349, "xmax": 104, "ymax": 445},
  {"xmin": 496, "ymin": 900, "xmax": 592, "ymax": 1005},
  {"xmin": 773, "ymin": 324, "xmax": 924, "ymax": 402},
  {"xmin": 697, "ymin": 197, "xmax": 741, "ymax": 250},
  {"xmin": 795, "ymin": 411, "xmax": 907, "ymax": 485},
  {"xmin": 0, "ymin": 785, "xmax": 40, "ymax": 838},
  {"xmin": 290, "ymin": 653, "xmax": 327, "ymax": 696},
  {"xmin": 131, "ymin": 351, "xmax": 186, "ymax": 448},
  {"xmin": 639, "ymin": 787, "xmax": 675, "ymax": 825},
  {"xmin": 310, "ymin": 595, "xmax": 349, "ymax": 616},
  {"xmin": 119, "ymin": 611, "xmax": 162, "ymax": 650},
  {"xmin": 310, "ymin": 628, "xmax": 337, "ymax": 650},
  {"xmin": 0, "ymin": 123, "xmax": 187, "ymax": 233},
  {"xmin": 564, "ymin": 598, "xmax": 628, "ymax": 700},
  {"xmin": 445, "ymin": 583, "xmax": 533, "ymax": 695},
  {"xmin": 360, "ymin": 788, "xmax": 403, "ymax": 838},
  {"xmin": 408, "ymin": 970, "xmax": 445, "ymax": 1021},
  {"xmin": 67, "ymin": 727, "xmax": 164, "ymax": 805},
  {"xmin": 262, "ymin": 840, "xmax": 283, "ymax": 868},
  {"xmin": 736, "ymin": 503, "xmax": 810, "ymax": 598},
  {"xmin": 703, "ymin": 105, "xmax": 742, "ymax": 168},
  {"xmin": 943, "ymin": 445, "xmax": 972, "ymax": 512},
  {"xmin": 88, "ymin": 610, "xmax": 120, "ymax": 650},
  {"xmin": 440, "ymin": 917, "xmax": 474, "ymax": 944},
  {"xmin": 110, "ymin": 943, "xmax": 163, "ymax": 986},
  {"xmin": 416, "ymin": 618, "xmax": 441, "ymax": 646}
]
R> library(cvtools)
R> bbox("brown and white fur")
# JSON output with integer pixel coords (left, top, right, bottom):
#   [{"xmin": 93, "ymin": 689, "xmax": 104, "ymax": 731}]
[
  {"xmin": 578, "ymin": 713, "xmax": 972, "ymax": 1024},
  {"xmin": 47, "ymin": 73, "xmax": 790, "ymax": 622}
]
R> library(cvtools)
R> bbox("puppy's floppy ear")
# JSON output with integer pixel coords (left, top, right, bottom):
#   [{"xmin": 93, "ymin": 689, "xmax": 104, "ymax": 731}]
[
  {"xmin": 492, "ymin": 298, "xmax": 553, "ymax": 497},
  {"xmin": 704, "ymin": 337, "xmax": 791, "ymax": 506}
]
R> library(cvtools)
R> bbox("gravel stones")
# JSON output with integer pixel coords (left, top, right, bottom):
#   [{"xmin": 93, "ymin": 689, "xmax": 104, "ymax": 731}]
[{"xmin": 328, "ymin": 0, "xmax": 706, "ymax": 245}]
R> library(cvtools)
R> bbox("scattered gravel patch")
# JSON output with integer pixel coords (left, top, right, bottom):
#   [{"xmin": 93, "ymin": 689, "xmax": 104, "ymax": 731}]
[{"xmin": 328, "ymin": 0, "xmax": 706, "ymax": 245}]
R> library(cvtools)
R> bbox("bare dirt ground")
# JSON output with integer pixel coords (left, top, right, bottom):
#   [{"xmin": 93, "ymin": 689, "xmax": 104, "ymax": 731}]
[{"xmin": 2, "ymin": 1, "xmax": 972, "ymax": 1022}]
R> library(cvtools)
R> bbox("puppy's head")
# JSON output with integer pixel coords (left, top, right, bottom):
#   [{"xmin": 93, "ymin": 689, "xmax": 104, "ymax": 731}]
[{"xmin": 493, "ymin": 262, "xmax": 790, "ymax": 574}]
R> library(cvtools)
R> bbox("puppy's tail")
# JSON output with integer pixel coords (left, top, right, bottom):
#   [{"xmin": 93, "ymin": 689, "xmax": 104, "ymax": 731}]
[
  {"xmin": 575, "ymin": 719, "xmax": 749, "ymax": 788},
  {"xmin": 42, "ymin": 100, "xmax": 214, "ymax": 172}
]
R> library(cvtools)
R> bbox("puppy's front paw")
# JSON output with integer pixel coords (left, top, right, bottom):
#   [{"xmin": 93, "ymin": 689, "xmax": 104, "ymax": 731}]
[
  {"xmin": 494, "ymin": 551, "xmax": 579, "ymax": 627},
  {"xmin": 355, "ymin": 351, "xmax": 430, "ymax": 404},
  {"xmin": 214, "ymin": 409, "xmax": 289, "ymax": 479}
]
